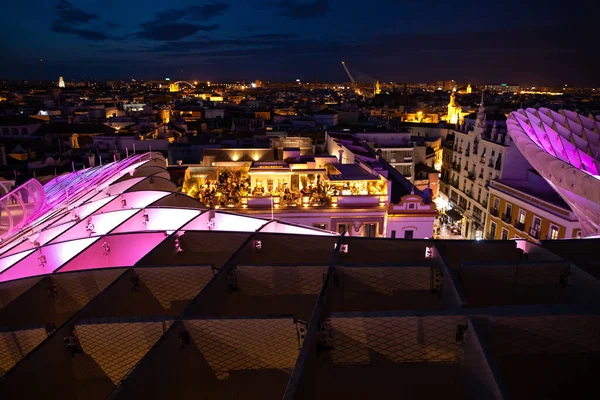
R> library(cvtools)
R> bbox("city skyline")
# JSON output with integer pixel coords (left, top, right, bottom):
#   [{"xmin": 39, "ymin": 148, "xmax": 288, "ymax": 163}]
[{"xmin": 0, "ymin": 0, "xmax": 598, "ymax": 84}]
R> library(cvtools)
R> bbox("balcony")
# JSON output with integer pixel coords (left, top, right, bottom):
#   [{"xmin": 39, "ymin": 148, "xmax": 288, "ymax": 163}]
[
  {"xmin": 472, "ymin": 213, "xmax": 482, "ymax": 222},
  {"xmin": 467, "ymin": 172, "xmax": 476, "ymax": 181},
  {"xmin": 478, "ymin": 173, "xmax": 484, "ymax": 179},
  {"xmin": 442, "ymin": 141, "xmax": 454, "ymax": 150},
  {"xmin": 529, "ymin": 228, "xmax": 540, "ymax": 239},
  {"xmin": 488, "ymin": 161, "xmax": 494, "ymax": 168},
  {"xmin": 451, "ymin": 180, "xmax": 460, "ymax": 189},
  {"xmin": 465, "ymin": 151, "xmax": 470, "ymax": 157},
  {"xmin": 501, "ymin": 213, "xmax": 512, "ymax": 224},
  {"xmin": 490, "ymin": 208, "xmax": 499, "ymax": 217},
  {"xmin": 464, "ymin": 164, "xmax": 468, "ymax": 171},
  {"xmin": 514, "ymin": 221, "xmax": 525, "ymax": 231},
  {"xmin": 452, "ymin": 163, "xmax": 461, "ymax": 172},
  {"xmin": 479, "ymin": 158, "xmax": 485, "ymax": 164},
  {"xmin": 485, "ymin": 179, "xmax": 491, "ymax": 187},
  {"xmin": 457, "ymin": 148, "xmax": 463, "ymax": 154}
]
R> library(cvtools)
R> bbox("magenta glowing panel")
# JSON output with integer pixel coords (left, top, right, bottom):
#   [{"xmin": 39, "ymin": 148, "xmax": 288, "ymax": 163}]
[
  {"xmin": 513, "ymin": 108, "xmax": 600, "ymax": 178},
  {"xmin": 111, "ymin": 208, "xmax": 200, "ymax": 234},
  {"xmin": 259, "ymin": 220, "xmax": 336, "ymax": 236},
  {"xmin": 213, "ymin": 212, "xmax": 269, "ymax": 232},
  {"xmin": 57, "ymin": 232, "xmax": 168, "ymax": 272},
  {"xmin": 507, "ymin": 109, "xmax": 600, "ymax": 237},
  {"xmin": 0, "ymin": 249, "xmax": 36, "ymax": 274},
  {"xmin": 2, "ymin": 222, "xmax": 76, "ymax": 258},
  {"xmin": 53, "ymin": 209, "xmax": 139, "ymax": 244},
  {"xmin": 0, "ymin": 237, "xmax": 100, "ymax": 282}
]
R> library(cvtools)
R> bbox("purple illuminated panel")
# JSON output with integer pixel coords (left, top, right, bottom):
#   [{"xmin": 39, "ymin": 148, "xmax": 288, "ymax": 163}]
[
  {"xmin": 0, "ymin": 237, "xmax": 100, "ymax": 282},
  {"xmin": 94, "ymin": 191, "xmax": 169, "ymax": 215},
  {"xmin": 0, "ymin": 249, "xmax": 36, "ymax": 274},
  {"xmin": 259, "ymin": 221, "xmax": 335, "ymax": 236},
  {"xmin": 111, "ymin": 208, "xmax": 200, "ymax": 234},
  {"xmin": 2, "ymin": 222, "xmax": 75, "ymax": 258},
  {"xmin": 54, "ymin": 209, "xmax": 139, "ymax": 244},
  {"xmin": 507, "ymin": 109, "xmax": 600, "ymax": 236},
  {"xmin": 58, "ymin": 232, "xmax": 168, "ymax": 272}
]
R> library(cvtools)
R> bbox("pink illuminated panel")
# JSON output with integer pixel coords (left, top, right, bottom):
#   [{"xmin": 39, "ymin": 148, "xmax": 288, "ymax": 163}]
[
  {"xmin": 53, "ymin": 209, "xmax": 139, "ymax": 244},
  {"xmin": 51, "ymin": 195, "xmax": 117, "ymax": 228},
  {"xmin": 58, "ymin": 232, "xmax": 168, "ymax": 272},
  {"xmin": 181, "ymin": 211, "xmax": 268, "ymax": 232},
  {"xmin": 0, "ymin": 237, "xmax": 100, "ymax": 282},
  {"xmin": 213, "ymin": 212, "xmax": 268, "ymax": 232},
  {"xmin": 103, "ymin": 177, "xmax": 145, "ymax": 196},
  {"xmin": 3, "ymin": 222, "xmax": 75, "ymax": 257},
  {"xmin": 111, "ymin": 208, "xmax": 200, "ymax": 233},
  {"xmin": 259, "ymin": 221, "xmax": 335, "ymax": 236},
  {"xmin": 0, "ymin": 249, "xmax": 36, "ymax": 274},
  {"xmin": 94, "ymin": 191, "xmax": 169, "ymax": 214}
]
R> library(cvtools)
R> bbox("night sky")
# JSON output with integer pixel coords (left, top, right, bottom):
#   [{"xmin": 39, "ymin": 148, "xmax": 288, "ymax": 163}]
[{"xmin": 1, "ymin": 0, "xmax": 598, "ymax": 84}]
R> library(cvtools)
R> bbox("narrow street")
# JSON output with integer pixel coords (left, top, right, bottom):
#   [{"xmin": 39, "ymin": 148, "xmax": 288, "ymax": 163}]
[{"xmin": 435, "ymin": 224, "xmax": 465, "ymax": 240}]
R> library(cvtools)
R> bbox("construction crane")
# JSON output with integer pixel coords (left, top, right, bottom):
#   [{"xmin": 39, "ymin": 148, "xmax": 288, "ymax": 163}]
[
  {"xmin": 341, "ymin": 61, "xmax": 382, "ymax": 95},
  {"xmin": 341, "ymin": 61, "xmax": 355, "ymax": 83}
]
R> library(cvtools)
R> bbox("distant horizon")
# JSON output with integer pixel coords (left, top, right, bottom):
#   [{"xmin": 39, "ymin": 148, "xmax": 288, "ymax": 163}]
[{"xmin": 0, "ymin": 77, "xmax": 595, "ymax": 88}]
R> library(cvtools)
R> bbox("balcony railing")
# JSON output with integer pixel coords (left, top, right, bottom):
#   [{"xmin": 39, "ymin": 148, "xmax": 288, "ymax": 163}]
[
  {"xmin": 478, "ymin": 173, "xmax": 484, "ymax": 179},
  {"xmin": 514, "ymin": 221, "xmax": 525, "ymax": 231},
  {"xmin": 501, "ymin": 213, "xmax": 512, "ymax": 224},
  {"xmin": 490, "ymin": 208, "xmax": 499, "ymax": 217},
  {"xmin": 452, "ymin": 163, "xmax": 461, "ymax": 172},
  {"xmin": 488, "ymin": 161, "xmax": 494, "ymax": 168},
  {"xmin": 465, "ymin": 151, "xmax": 470, "ymax": 157},
  {"xmin": 529, "ymin": 228, "xmax": 540, "ymax": 239},
  {"xmin": 243, "ymin": 194, "xmax": 387, "ymax": 209},
  {"xmin": 467, "ymin": 172, "xmax": 476, "ymax": 181},
  {"xmin": 480, "ymin": 157, "xmax": 485, "ymax": 164},
  {"xmin": 457, "ymin": 148, "xmax": 463, "ymax": 154}
]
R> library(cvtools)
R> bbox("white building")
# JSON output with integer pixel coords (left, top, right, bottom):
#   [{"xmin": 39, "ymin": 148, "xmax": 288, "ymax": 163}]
[
  {"xmin": 439, "ymin": 96, "xmax": 531, "ymax": 239},
  {"xmin": 313, "ymin": 109, "xmax": 339, "ymax": 128}
]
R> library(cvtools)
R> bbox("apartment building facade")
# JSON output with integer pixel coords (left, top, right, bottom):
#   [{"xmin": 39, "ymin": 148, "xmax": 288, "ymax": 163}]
[
  {"xmin": 485, "ymin": 178, "xmax": 582, "ymax": 241},
  {"xmin": 439, "ymin": 99, "xmax": 531, "ymax": 239}
]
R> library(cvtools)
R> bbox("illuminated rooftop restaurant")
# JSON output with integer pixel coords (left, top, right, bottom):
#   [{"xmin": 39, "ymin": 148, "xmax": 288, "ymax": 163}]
[
  {"xmin": 182, "ymin": 157, "xmax": 389, "ymax": 211},
  {"xmin": 0, "ymin": 152, "xmax": 599, "ymax": 399},
  {"xmin": 507, "ymin": 108, "xmax": 600, "ymax": 237}
]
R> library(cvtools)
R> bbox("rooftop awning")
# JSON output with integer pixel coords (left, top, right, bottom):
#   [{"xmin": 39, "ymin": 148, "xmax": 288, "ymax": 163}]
[{"xmin": 446, "ymin": 208, "xmax": 463, "ymax": 222}]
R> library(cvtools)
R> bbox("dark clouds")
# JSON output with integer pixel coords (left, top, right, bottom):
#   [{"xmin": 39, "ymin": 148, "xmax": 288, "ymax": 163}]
[
  {"xmin": 55, "ymin": 0, "xmax": 98, "ymax": 24},
  {"xmin": 268, "ymin": 0, "xmax": 329, "ymax": 19},
  {"xmin": 50, "ymin": 0, "xmax": 116, "ymax": 41},
  {"xmin": 4, "ymin": 0, "xmax": 598, "ymax": 83},
  {"xmin": 136, "ymin": 2, "xmax": 228, "ymax": 41},
  {"xmin": 148, "ymin": 33, "xmax": 300, "ymax": 53},
  {"xmin": 137, "ymin": 23, "xmax": 219, "ymax": 41}
]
